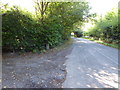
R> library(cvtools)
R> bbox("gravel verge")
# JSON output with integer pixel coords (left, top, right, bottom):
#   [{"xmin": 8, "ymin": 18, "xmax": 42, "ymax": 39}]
[{"xmin": 2, "ymin": 41, "xmax": 73, "ymax": 88}]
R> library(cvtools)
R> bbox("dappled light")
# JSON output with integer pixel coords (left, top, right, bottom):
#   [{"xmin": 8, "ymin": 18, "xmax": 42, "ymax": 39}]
[
  {"xmin": 1, "ymin": 0, "xmax": 119, "ymax": 88},
  {"xmin": 93, "ymin": 70, "xmax": 118, "ymax": 88},
  {"xmin": 64, "ymin": 67, "xmax": 118, "ymax": 88},
  {"xmin": 75, "ymin": 38, "xmax": 95, "ymax": 44},
  {"xmin": 63, "ymin": 38, "xmax": 118, "ymax": 88},
  {"xmin": 64, "ymin": 61, "xmax": 118, "ymax": 88},
  {"xmin": 76, "ymin": 40, "xmax": 89, "ymax": 43}
]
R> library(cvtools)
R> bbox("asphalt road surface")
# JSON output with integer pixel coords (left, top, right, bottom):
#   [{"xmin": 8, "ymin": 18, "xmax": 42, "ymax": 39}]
[{"xmin": 62, "ymin": 38, "xmax": 119, "ymax": 88}]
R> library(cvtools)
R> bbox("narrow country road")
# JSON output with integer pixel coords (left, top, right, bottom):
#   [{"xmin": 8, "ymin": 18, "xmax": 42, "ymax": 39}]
[{"xmin": 62, "ymin": 38, "xmax": 119, "ymax": 88}]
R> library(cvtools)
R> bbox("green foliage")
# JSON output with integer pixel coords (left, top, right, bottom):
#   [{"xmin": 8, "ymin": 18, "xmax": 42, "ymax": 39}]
[
  {"xmin": 87, "ymin": 8, "xmax": 119, "ymax": 44},
  {"xmin": 2, "ymin": 6, "xmax": 45, "ymax": 52},
  {"xmin": 2, "ymin": 2, "xmax": 90, "ymax": 52}
]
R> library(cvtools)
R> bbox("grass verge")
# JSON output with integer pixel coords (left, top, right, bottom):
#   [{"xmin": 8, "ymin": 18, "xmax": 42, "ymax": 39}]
[{"xmin": 82, "ymin": 37, "xmax": 119, "ymax": 49}]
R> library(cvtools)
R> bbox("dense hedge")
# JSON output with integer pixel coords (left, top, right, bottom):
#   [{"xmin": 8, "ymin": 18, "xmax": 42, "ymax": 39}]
[
  {"xmin": 2, "ymin": 7, "xmax": 63, "ymax": 52},
  {"xmin": 2, "ymin": 2, "xmax": 90, "ymax": 52}
]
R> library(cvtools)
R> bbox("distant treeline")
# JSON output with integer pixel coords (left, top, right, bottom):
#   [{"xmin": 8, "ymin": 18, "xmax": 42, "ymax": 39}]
[{"xmin": 85, "ymin": 8, "xmax": 119, "ymax": 44}]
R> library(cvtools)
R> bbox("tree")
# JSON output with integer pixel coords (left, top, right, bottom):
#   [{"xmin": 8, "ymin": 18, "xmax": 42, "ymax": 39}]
[
  {"xmin": 46, "ymin": 2, "xmax": 90, "ymax": 39},
  {"xmin": 34, "ymin": 0, "xmax": 49, "ymax": 22},
  {"xmin": 87, "ymin": 8, "xmax": 119, "ymax": 44},
  {"xmin": 2, "ymin": 1, "xmax": 91, "ymax": 52}
]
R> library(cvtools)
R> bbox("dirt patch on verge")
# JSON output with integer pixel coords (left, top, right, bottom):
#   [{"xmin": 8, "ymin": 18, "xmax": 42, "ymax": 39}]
[{"xmin": 2, "ymin": 41, "xmax": 73, "ymax": 88}]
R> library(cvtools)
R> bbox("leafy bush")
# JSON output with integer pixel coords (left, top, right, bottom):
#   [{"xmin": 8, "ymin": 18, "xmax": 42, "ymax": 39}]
[
  {"xmin": 2, "ymin": 2, "xmax": 90, "ymax": 52},
  {"xmin": 87, "ymin": 8, "xmax": 119, "ymax": 44}
]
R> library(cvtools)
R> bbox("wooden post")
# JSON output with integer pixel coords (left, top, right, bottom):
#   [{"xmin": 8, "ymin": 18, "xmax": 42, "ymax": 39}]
[{"xmin": 46, "ymin": 44, "xmax": 49, "ymax": 50}]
